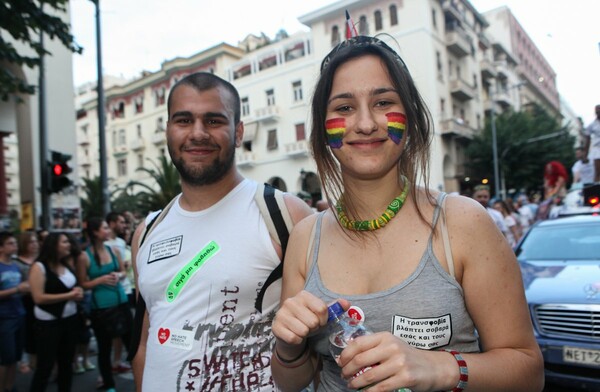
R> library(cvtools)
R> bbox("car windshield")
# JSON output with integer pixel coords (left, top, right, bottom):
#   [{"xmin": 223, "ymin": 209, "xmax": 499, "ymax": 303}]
[{"xmin": 516, "ymin": 223, "xmax": 600, "ymax": 260}]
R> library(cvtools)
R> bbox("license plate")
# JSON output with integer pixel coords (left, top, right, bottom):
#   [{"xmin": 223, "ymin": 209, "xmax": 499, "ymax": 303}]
[{"xmin": 563, "ymin": 346, "xmax": 600, "ymax": 367}]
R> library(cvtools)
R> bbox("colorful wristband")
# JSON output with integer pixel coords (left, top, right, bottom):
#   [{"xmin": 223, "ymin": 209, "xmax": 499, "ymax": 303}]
[{"xmin": 445, "ymin": 350, "xmax": 468, "ymax": 392}]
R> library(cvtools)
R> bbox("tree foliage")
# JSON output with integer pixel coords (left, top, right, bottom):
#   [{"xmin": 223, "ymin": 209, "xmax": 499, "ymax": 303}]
[
  {"xmin": 465, "ymin": 104, "xmax": 575, "ymax": 195},
  {"xmin": 80, "ymin": 176, "xmax": 106, "ymax": 220},
  {"xmin": 0, "ymin": 0, "xmax": 82, "ymax": 101},
  {"xmin": 126, "ymin": 155, "xmax": 181, "ymax": 215}
]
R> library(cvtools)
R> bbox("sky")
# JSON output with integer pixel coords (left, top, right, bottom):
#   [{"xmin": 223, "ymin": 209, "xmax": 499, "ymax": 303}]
[{"xmin": 69, "ymin": 0, "xmax": 600, "ymax": 124}]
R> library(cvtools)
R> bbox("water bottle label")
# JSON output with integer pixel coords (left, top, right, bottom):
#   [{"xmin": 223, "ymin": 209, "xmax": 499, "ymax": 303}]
[{"xmin": 346, "ymin": 305, "xmax": 365, "ymax": 324}]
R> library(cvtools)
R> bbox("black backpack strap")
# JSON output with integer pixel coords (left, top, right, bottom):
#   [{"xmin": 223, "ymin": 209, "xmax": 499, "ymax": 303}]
[{"xmin": 254, "ymin": 183, "xmax": 291, "ymax": 313}]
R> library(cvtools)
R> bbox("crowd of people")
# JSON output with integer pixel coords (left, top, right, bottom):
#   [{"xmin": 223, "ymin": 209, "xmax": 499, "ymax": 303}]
[{"xmin": 0, "ymin": 211, "xmax": 137, "ymax": 392}]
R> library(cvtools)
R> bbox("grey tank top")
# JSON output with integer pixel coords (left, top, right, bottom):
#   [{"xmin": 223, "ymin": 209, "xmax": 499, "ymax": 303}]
[{"xmin": 305, "ymin": 193, "xmax": 480, "ymax": 392}]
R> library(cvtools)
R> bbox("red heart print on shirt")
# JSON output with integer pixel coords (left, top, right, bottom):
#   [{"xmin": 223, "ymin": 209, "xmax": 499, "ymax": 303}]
[{"xmin": 158, "ymin": 328, "xmax": 170, "ymax": 344}]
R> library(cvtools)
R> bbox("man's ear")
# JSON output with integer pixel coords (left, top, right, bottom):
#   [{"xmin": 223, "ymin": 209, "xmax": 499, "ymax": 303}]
[{"xmin": 235, "ymin": 122, "xmax": 244, "ymax": 148}]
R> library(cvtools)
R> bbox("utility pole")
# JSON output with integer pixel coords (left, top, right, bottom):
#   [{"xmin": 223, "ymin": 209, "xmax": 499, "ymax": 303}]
[
  {"xmin": 38, "ymin": 26, "xmax": 50, "ymax": 230},
  {"xmin": 92, "ymin": 0, "xmax": 110, "ymax": 216}
]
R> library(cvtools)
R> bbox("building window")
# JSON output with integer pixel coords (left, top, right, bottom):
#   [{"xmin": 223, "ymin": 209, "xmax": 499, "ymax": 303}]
[
  {"xmin": 112, "ymin": 130, "xmax": 117, "ymax": 148},
  {"xmin": 118, "ymin": 129, "xmax": 126, "ymax": 146},
  {"xmin": 331, "ymin": 25, "xmax": 340, "ymax": 46},
  {"xmin": 295, "ymin": 123, "xmax": 306, "ymax": 141},
  {"xmin": 359, "ymin": 15, "xmax": 368, "ymax": 35},
  {"xmin": 156, "ymin": 117, "xmax": 164, "ymax": 132},
  {"xmin": 137, "ymin": 153, "xmax": 144, "ymax": 169},
  {"xmin": 154, "ymin": 87, "xmax": 166, "ymax": 106},
  {"xmin": 390, "ymin": 5, "xmax": 398, "ymax": 26},
  {"xmin": 440, "ymin": 98, "xmax": 445, "ymax": 117},
  {"xmin": 473, "ymin": 73, "xmax": 478, "ymax": 88},
  {"xmin": 233, "ymin": 63, "xmax": 251, "ymax": 80},
  {"xmin": 292, "ymin": 81, "xmax": 303, "ymax": 102},
  {"xmin": 266, "ymin": 89, "xmax": 275, "ymax": 106},
  {"xmin": 284, "ymin": 42, "xmax": 305, "ymax": 61},
  {"xmin": 259, "ymin": 53, "xmax": 277, "ymax": 71},
  {"xmin": 137, "ymin": 124, "xmax": 142, "ymax": 138},
  {"xmin": 431, "ymin": 8, "xmax": 437, "ymax": 30},
  {"xmin": 267, "ymin": 129, "xmax": 278, "ymax": 150},
  {"xmin": 241, "ymin": 97, "xmax": 250, "ymax": 117},
  {"xmin": 374, "ymin": 10, "xmax": 383, "ymax": 31},
  {"xmin": 117, "ymin": 158, "xmax": 127, "ymax": 177},
  {"xmin": 436, "ymin": 51, "xmax": 443, "ymax": 80},
  {"xmin": 134, "ymin": 96, "xmax": 144, "ymax": 114}
]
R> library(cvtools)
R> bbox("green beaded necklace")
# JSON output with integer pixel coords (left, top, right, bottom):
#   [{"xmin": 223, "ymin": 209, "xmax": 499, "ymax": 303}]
[{"xmin": 336, "ymin": 176, "xmax": 410, "ymax": 231}]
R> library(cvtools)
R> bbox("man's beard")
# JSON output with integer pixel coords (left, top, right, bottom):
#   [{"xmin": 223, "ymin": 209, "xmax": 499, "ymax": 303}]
[{"xmin": 170, "ymin": 142, "xmax": 236, "ymax": 186}]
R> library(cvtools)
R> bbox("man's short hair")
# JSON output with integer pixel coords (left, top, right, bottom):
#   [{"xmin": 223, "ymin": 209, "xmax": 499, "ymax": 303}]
[
  {"xmin": 473, "ymin": 184, "xmax": 490, "ymax": 193},
  {"xmin": 0, "ymin": 231, "xmax": 15, "ymax": 246},
  {"xmin": 106, "ymin": 211, "xmax": 123, "ymax": 224}
]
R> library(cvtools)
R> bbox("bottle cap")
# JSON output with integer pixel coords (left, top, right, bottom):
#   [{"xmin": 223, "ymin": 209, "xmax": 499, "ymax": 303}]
[{"xmin": 327, "ymin": 302, "xmax": 344, "ymax": 322}]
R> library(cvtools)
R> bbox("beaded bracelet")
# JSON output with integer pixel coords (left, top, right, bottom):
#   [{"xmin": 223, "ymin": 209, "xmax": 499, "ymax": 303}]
[{"xmin": 445, "ymin": 350, "xmax": 468, "ymax": 392}]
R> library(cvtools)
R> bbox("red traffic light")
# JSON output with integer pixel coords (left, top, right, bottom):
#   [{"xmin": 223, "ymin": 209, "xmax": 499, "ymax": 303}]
[{"xmin": 53, "ymin": 163, "xmax": 63, "ymax": 176}]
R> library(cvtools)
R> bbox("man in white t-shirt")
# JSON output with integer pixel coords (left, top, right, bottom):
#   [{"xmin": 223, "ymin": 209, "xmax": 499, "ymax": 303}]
[
  {"xmin": 472, "ymin": 185, "xmax": 508, "ymax": 237},
  {"xmin": 583, "ymin": 104, "xmax": 600, "ymax": 182},
  {"xmin": 572, "ymin": 147, "xmax": 595, "ymax": 185}
]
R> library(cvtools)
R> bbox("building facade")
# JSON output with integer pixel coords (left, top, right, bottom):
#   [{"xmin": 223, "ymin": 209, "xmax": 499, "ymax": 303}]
[{"xmin": 75, "ymin": 0, "xmax": 561, "ymax": 210}]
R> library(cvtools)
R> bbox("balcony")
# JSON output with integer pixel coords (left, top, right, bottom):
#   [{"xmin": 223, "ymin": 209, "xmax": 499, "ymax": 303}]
[
  {"xmin": 78, "ymin": 133, "xmax": 90, "ymax": 146},
  {"xmin": 112, "ymin": 144, "xmax": 128, "ymax": 156},
  {"xmin": 441, "ymin": 0, "xmax": 465, "ymax": 24},
  {"xmin": 439, "ymin": 118, "xmax": 475, "ymax": 140},
  {"xmin": 285, "ymin": 140, "xmax": 309, "ymax": 158},
  {"xmin": 494, "ymin": 89, "xmax": 514, "ymax": 108},
  {"xmin": 152, "ymin": 130, "xmax": 166, "ymax": 145},
  {"xmin": 449, "ymin": 78, "xmax": 475, "ymax": 101},
  {"xmin": 254, "ymin": 105, "xmax": 280, "ymax": 123},
  {"xmin": 480, "ymin": 58, "xmax": 497, "ymax": 80},
  {"xmin": 79, "ymin": 155, "xmax": 91, "ymax": 167},
  {"xmin": 445, "ymin": 27, "xmax": 471, "ymax": 58},
  {"xmin": 495, "ymin": 61, "xmax": 510, "ymax": 78},
  {"xmin": 236, "ymin": 151, "xmax": 256, "ymax": 167},
  {"xmin": 130, "ymin": 138, "xmax": 145, "ymax": 151},
  {"xmin": 477, "ymin": 32, "xmax": 491, "ymax": 50}
]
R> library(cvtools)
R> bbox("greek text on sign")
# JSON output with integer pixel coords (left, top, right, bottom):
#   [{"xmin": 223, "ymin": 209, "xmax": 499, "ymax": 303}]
[
  {"xmin": 165, "ymin": 240, "xmax": 220, "ymax": 302},
  {"xmin": 148, "ymin": 235, "xmax": 183, "ymax": 263},
  {"xmin": 392, "ymin": 314, "xmax": 452, "ymax": 350}
]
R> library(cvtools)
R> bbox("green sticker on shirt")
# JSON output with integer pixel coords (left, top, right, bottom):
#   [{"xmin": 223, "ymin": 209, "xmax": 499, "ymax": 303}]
[{"xmin": 165, "ymin": 240, "xmax": 220, "ymax": 302}]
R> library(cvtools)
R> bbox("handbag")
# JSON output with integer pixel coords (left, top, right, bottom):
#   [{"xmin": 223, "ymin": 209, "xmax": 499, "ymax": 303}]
[
  {"xmin": 91, "ymin": 303, "xmax": 131, "ymax": 338},
  {"xmin": 89, "ymin": 248, "xmax": 132, "ymax": 338}
]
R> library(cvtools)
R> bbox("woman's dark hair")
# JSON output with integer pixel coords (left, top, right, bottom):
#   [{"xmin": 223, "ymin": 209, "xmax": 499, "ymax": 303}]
[
  {"xmin": 310, "ymin": 35, "xmax": 434, "ymax": 226},
  {"xmin": 38, "ymin": 232, "xmax": 70, "ymax": 268},
  {"xmin": 17, "ymin": 231, "xmax": 37, "ymax": 257},
  {"xmin": 86, "ymin": 217, "xmax": 105, "ymax": 266}
]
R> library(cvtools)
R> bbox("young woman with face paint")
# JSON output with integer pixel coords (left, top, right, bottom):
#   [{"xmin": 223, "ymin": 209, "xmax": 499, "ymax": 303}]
[{"xmin": 270, "ymin": 32, "xmax": 544, "ymax": 392}]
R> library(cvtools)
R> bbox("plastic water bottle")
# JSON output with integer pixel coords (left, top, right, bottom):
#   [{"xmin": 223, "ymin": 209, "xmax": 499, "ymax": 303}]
[{"xmin": 327, "ymin": 302, "xmax": 372, "ymax": 361}]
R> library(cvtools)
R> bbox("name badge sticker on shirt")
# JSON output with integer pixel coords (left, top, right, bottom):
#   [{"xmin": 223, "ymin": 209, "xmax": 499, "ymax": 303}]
[
  {"xmin": 165, "ymin": 240, "xmax": 221, "ymax": 303},
  {"xmin": 392, "ymin": 314, "xmax": 452, "ymax": 350},
  {"xmin": 157, "ymin": 327, "xmax": 194, "ymax": 351},
  {"xmin": 148, "ymin": 236, "xmax": 183, "ymax": 264}
]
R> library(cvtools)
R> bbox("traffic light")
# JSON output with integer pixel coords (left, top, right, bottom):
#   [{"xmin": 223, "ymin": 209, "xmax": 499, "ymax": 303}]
[
  {"xmin": 582, "ymin": 183, "xmax": 600, "ymax": 207},
  {"xmin": 48, "ymin": 151, "xmax": 73, "ymax": 193}
]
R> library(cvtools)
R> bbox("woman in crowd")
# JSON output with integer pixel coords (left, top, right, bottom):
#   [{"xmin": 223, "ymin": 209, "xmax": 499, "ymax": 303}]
[
  {"xmin": 492, "ymin": 199, "xmax": 522, "ymax": 247},
  {"xmin": 75, "ymin": 217, "xmax": 130, "ymax": 392},
  {"xmin": 64, "ymin": 234, "xmax": 95, "ymax": 375},
  {"xmin": 28, "ymin": 232, "xmax": 84, "ymax": 391},
  {"xmin": 15, "ymin": 231, "xmax": 39, "ymax": 374},
  {"xmin": 270, "ymin": 28, "xmax": 544, "ymax": 391}
]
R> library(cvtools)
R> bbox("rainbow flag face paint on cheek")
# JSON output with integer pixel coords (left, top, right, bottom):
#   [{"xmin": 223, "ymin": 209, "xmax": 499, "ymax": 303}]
[
  {"xmin": 386, "ymin": 112, "xmax": 406, "ymax": 145},
  {"xmin": 325, "ymin": 118, "xmax": 345, "ymax": 149}
]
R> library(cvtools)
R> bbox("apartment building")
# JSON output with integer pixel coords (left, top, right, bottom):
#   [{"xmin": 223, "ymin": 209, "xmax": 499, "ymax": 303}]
[
  {"xmin": 75, "ymin": 0, "xmax": 555, "ymax": 203},
  {"xmin": 0, "ymin": 5, "xmax": 77, "ymax": 229}
]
